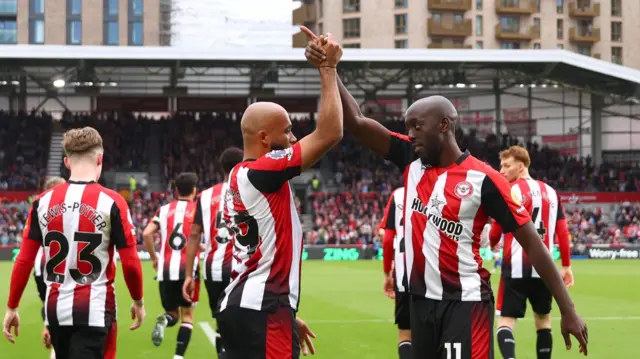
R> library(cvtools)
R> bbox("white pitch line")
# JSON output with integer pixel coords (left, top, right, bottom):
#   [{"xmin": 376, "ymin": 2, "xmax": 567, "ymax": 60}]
[
  {"xmin": 198, "ymin": 322, "xmax": 218, "ymax": 349},
  {"xmin": 305, "ymin": 316, "xmax": 640, "ymax": 324}
]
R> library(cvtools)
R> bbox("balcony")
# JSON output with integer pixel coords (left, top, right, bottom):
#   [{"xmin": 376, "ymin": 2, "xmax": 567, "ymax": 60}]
[
  {"xmin": 428, "ymin": 18, "xmax": 472, "ymax": 37},
  {"xmin": 569, "ymin": 1, "xmax": 600, "ymax": 18},
  {"xmin": 427, "ymin": 0, "xmax": 471, "ymax": 12},
  {"xmin": 495, "ymin": 23, "xmax": 540, "ymax": 41},
  {"xmin": 569, "ymin": 27, "xmax": 600, "ymax": 43},
  {"xmin": 292, "ymin": 30, "xmax": 309, "ymax": 48},
  {"xmin": 292, "ymin": 3, "xmax": 317, "ymax": 25},
  {"xmin": 495, "ymin": 0, "xmax": 537, "ymax": 15},
  {"xmin": 428, "ymin": 42, "xmax": 472, "ymax": 49},
  {"xmin": 0, "ymin": 0, "xmax": 17, "ymax": 14}
]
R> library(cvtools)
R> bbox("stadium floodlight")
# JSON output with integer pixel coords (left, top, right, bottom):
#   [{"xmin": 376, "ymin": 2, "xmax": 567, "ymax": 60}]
[
  {"xmin": 414, "ymin": 84, "xmax": 423, "ymax": 90},
  {"xmin": 108, "ymin": 81, "xmax": 118, "ymax": 87},
  {"xmin": 455, "ymin": 83, "xmax": 466, "ymax": 88},
  {"xmin": 53, "ymin": 79, "xmax": 65, "ymax": 88},
  {"xmin": 469, "ymin": 84, "xmax": 477, "ymax": 88}
]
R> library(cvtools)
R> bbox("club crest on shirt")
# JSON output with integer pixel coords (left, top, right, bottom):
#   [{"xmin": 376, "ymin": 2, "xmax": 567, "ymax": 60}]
[
  {"xmin": 266, "ymin": 147, "xmax": 294, "ymax": 161},
  {"xmin": 454, "ymin": 181, "xmax": 473, "ymax": 199}
]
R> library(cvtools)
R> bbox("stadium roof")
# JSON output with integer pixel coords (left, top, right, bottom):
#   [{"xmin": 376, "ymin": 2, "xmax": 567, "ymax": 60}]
[{"xmin": 1, "ymin": 45, "xmax": 639, "ymax": 98}]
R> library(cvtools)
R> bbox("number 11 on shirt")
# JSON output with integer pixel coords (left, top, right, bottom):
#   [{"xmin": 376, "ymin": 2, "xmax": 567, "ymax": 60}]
[{"xmin": 444, "ymin": 342, "xmax": 461, "ymax": 359}]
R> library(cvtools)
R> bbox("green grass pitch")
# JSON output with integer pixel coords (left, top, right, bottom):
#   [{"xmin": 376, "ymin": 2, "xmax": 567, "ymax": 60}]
[{"xmin": 0, "ymin": 260, "xmax": 638, "ymax": 358}]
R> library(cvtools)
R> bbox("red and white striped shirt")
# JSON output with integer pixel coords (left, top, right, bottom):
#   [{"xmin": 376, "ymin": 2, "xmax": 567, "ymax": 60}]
[
  {"xmin": 381, "ymin": 187, "xmax": 407, "ymax": 293},
  {"xmin": 8, "ymin": 180, "xmax": 143, "ymax": 328},
  {"xmin": 219, "ymin": 143, "xmax": 303, "ymax": 313},
  {"xmin": 386, "ymin": 133, "xmax": 531, "ymax": 302},
  {"xmin": 195, "ymin": 183, "xmax": 233, "ymax": 282},
  {"xmin": 152, "ymin": 200, "xmax": 199, "ymax": 281},
  {"xmin": 495, "ymin": 177, "xmax": 565, "ymax": 279}
]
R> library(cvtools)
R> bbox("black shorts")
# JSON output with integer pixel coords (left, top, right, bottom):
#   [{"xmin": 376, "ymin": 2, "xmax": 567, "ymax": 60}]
[
  {"xmin": 48, "ymin": 321, "xmax": 112, "ymax": 359},
  {"xmin": 395, "ymin": 291, "xmax": 411, "ymax": 330},
  {"xmin": 496, "ymin": 277, "xmax": 552, "ymax": 318},
  {"xmin": 34, "ymin": 274, "xmax": 46, "ymax": 302},
  {"xmin": 204, "ymin": 279, "xmax": 229, "ymax": 318},
  {"xmin": 159, "ymin": 279, "xmax": 199, "ymax": 312},
  {"xmin": 217, "ymin": 306, "xmax": 300, "ymax": 359},
  {"xmin": 410, "ymin": 296, "xmax": 494, "ymax": 359}
]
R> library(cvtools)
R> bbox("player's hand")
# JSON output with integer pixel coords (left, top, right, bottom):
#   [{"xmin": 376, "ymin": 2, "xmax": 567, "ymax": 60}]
[
  {"xmin": 296, "ymin": 317, "xmax": 317, "ymax": 356},
  {"xmin": 383, "ymin": 274, "xmax": 395, "ymax": 299},
  {"xmin": 560, "ymin": 309, "xmax": 588, "ymax": 356},
  {"xmin": 151, "ymin": 257, "xmax": 158, "ymax": 271},
  {"xmin": 301, "ymin": 26, "xmax": 342, "ymax": 68},
  {"xmin": 42, "ymin": 327, "xmax": 52, "ymax": 348},
  {"xmin": 562, "ymin": 267, "xmax": 575, "ymax": 288},
  {"xmin": 182, "ymin": 276, "xmax": 195, "ymax": 303},
  {"xmin": 129, "ymin": 300, "xmax": 146, "ymax": 331},
  {"xmin": 2, "ymin": 308, "xmax": 19, "ymax": 344}
]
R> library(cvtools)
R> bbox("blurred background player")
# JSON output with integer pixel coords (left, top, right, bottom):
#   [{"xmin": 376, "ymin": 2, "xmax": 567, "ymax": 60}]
[
  {"xmin": 380, "ymin": 186, "xmax": 411, "ymax": 359},
  {"xmin": 481, "ymin": 221, "xmax": 502, "ymax": 274},
  {"xmin": 490, "ymin": 146, "xmax": 573, "ymax": 359},
  {"xmin": 183, "ymin": 146, "xmax": 244, "ymax": 359},
  {"xmin": 3, "ymin": 126, "xmax": 145, "ymax": 359},
  {"xmin": 33, "ymin": 176, "xmax": 65, "ymax": 359},
  {"xmin": 143, "ymin": 172, "xmax": 199, "ymax": 359}
]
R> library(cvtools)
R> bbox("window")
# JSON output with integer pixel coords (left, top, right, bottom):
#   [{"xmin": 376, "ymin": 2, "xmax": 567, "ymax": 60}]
[
  {"xmin": 454, "ymin": 14, "xmax": 463, "ymax": 24},
  {"xmin": 129, "ymin": 21, "xmax": 143, "ymax": 45},
  {"xmin": 105, "ymin": 21, "xmax": 118, "ymax": 45},
  {"xmin": 68, "ymin": 0, "xmax": 81, "ymax": 15},
  {"xmin": 395, "ymin": 14, "xmax": 407, "ymax": 34},
  {"xmin": 556, "ymin": 44, "xmax": 563, "ymax": 49},
  {"xmin": 611, "ymin": 0, "xmax": 621, "ymax": 16},
  {"xmin": 500, "ymin": 42, "xmax": 520, "ymax": 49},
  {"xmin": 612, "ymin": 47, "xmax": 622, "ymax": 64},
  {"xmin": 534, "ymin": 18, "xmax": 540, "ymax": 27},
  {"xmin": 67, "ymin": 20, "xmax": 81, "ymax": 44},
  {"xmin": 343, "ymin": 43, "xmax": 360, "ymax": 48},
  {"xmin": 343, "ymin": 18, "xmax": 360, "ymax": 38},
  {"xmin": 611, "ymin": 22, "xmax": 622, "ymax": 42},
  {"xmin": 556, "ymin": 19, "xmax": 563, "ymax": 39},
  {"xmin": 318, "ymin": 22, "xmax": 323, "ymax": 36},
  {"xmin": 394, "ymin": 39, "xmax": 407, "ymax": 48},
  {"xmin": 30, "ymin": 0, "xmax": 43, "ymax": 15},
  {"xmin": 577, "ymin": 45, "xmax": 590, "ymax": 56},
  {"xmin": 476, "ymin": 40, "xmax": 483, "ymax": 49},
  {"xmin": 536, "ymin": 0, "xmax": 540, "ymax": 11},
  {"xmin": 106, "ymin": 0, "xmax": 118, "ymax": 16},
  {"xmin": 0, "ymin": 0, "xmax": 17, "ymax": 14},
  {"xmin": 556, "ymin": 0, "xmax": 563, "ymax": 13},
  {"xmin": 318, "ymin": 0, "xmax": 323, "ymax": 17},
  {"xmin": 453, "ymin": 40, "xmax": 464, "ymax": 48},
  {"xmin": 500, "ymin": 16, "xmax": 520, "ymax": 32},
  {"xmin": 0, "ymin": 20, "xmax": 17, "ymax": 44},
  {"xmin": 130, "ymin": 0, "xmax": 143, "ymax": 16},
  {"xmin": 29, "ymin": 19, "xmax": 44, "ymax": 43},
  {"xmin": 343, "ymin": 0, "xmax": 359, "ymax": 13},
  {"xmin": 104, "ymin": 0, "xmax": 119, "ymax": 45},
  {"xmin": 432, "ymin": 13, "xmax": 441, "ymax": 23},
  {"xmin": 394, "ymin": 0, "xmax": 407, "ymax": 8},
  {"xmin": 476, "ymin": 15, "xmax": 482, "ymax": 36},
  {"xmin": 533, "ymin": 43, "xmax": 541, "ymax": 49},
  {"xmin": 476, "ymin": 0, "xmax": 482, "ymax": 9}
]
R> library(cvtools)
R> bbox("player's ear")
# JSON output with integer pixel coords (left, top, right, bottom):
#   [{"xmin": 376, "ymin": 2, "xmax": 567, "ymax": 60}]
[
  {"xmin": 97, "ymin": 153, "xmax": 103, "ymax": 166},
  {"xmin": 441, "ymin": 117, "xmax": 450, "ymax": 133},
  {"xmin": 258, "ymin": 130, "xmax": 269, "ymax": 148},
  {"xmin": 64, "ymin": 156, "xmax": 71, "ymax": 170}
]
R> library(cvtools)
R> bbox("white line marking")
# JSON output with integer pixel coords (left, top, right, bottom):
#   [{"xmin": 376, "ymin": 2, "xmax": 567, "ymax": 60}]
[
  {"xmin": 198, "ymin": 322, "xmax": 218, "ymax": 349},
  {"xmin": 305, "ymin": 316, "xmax": 640, "ymax": 324}
]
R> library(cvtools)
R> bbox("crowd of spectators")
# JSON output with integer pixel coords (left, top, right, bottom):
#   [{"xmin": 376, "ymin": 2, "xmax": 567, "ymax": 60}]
[{"xmin": 0, "ymin": 111, "xmax": 51, "ymax": 190}]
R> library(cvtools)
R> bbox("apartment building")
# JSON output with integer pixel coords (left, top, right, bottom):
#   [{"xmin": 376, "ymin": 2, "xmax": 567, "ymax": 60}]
[
  {"xmin": 292, "ymin": 0, "xmax": 640, "ymax": 69},
  {"xmin": 0, "ymin": 0, "xmax": 168, "ymax": 46}
]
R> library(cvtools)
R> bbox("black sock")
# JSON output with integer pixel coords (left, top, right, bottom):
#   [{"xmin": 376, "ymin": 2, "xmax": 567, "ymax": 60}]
[
  {"xmin": 536, "ymin": 329, "xmax": 552, "ymax": 359},
  {"xmin": 215, "ymin": 332, "xmax": 224, "ymax": 356},
  {"xmin": 398, "ymin": 340, "xmax": 412, "ymax": 359},
  {"xmin": 175, "ymin": 322, "xmax": 193, "ymax": 357},
  {"xmin": 164, "ymin": 313, "xmax": 178, "ymax": 327},
  {"xmin": 41, "ymin": 307, "xmax": 45, "ymax": 321},
  {"xmin": 497, "ymin": 326, "xmax": 516, "ymax": 359}
]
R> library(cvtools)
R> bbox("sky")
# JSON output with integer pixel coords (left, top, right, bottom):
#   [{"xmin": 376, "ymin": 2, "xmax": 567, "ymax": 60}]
[{"xmin": 171, "ymin": 0, "xmax": 302, "ymax": 49}]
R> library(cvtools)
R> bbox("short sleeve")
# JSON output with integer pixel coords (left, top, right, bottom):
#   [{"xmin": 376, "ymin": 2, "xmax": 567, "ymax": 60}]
[
  {"xmin": 481, "ymin": 174, "xmax": 531, "ymax": 233},
  {"xmin": 110, "ymin": 196, "xmax": 137, "ymax": 249},
  {"xmin": 151, "ymin": 208, "xmax": 160, "ymax": 226},
  {"xmin": 23, "ymin": 199, "xmax": 43, "ymax": 243},
  {"xmin": 193, "ymin": 197, "xmax": 204, "ymax": 227},
  {"xmin": 247, "ymin": 142, "xmax": 303, "ymax": 193},
  {"xmin": 385, "ymin": 132, "xmax": 413, "ymax": 171},
  {"xmin": 381, "ymin": 194, "xmax": 396, "ymax": 230},
  {"xmin": 556, "ymin": 201, "xmax": 565, "ymax": 220}
]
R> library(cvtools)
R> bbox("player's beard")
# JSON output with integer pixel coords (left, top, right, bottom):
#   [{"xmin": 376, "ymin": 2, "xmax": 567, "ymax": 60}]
[{"xmin": 421, "ymin": 135, "xmax": 443, "ymax": 167}]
